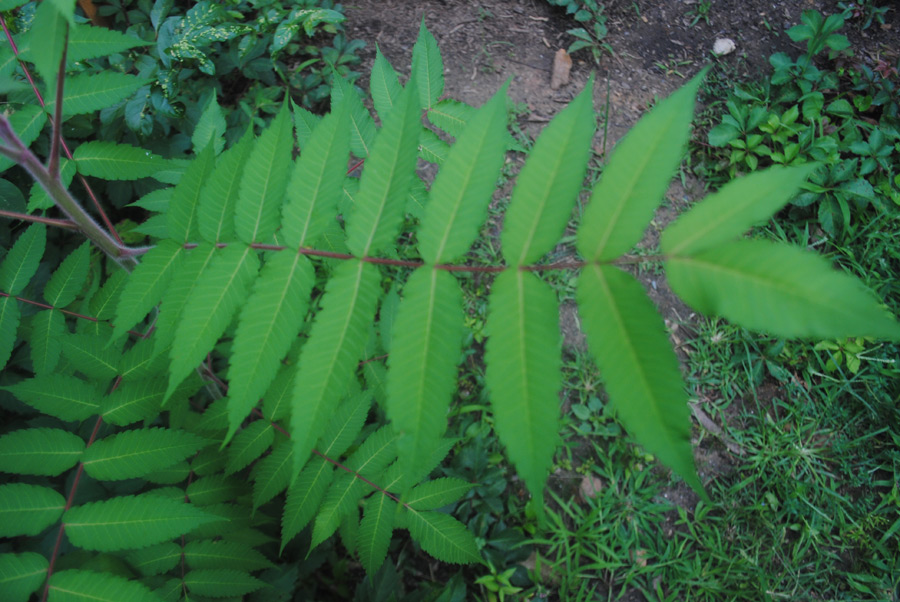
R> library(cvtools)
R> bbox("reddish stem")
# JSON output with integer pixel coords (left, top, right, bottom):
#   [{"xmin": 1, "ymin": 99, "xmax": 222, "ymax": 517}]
[
  {"xmin": 0, "ymin": 210, "xmax": 77, "ymax": 229},
  {"xmin": 0, "ymin": 291, "xmax": 149, "ymax": 338}
]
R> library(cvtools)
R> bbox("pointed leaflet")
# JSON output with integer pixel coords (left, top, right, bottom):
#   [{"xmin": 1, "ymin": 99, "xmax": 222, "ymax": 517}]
[
  {"xmin": 111, "ymin": 239, "xmax": 184, "ymax": 342},
  {"xmin": 183, "ymin": 569, "xmax": 265, "ymax": 597},
  {"xmin": 281, "ymin": 101, "xmax": 351, "ymax": 249},
  {"xmin": 0, "ymin": 106, "xmax": 45, "ymax": 175},
  {"xmin": 290, "ymin": 260, "xmax": 380, "ymax": 474},
  {"xmin": 666, "ymin": 240, "xmax": 900, "ymax": 340},
  {"xmin": 226, "ymin": 251, "xmax": 314, "ymax": 441},
  {"xmin": 30, "ymin": 309, "xmax": 63, "ymax": 374},
  {"xmin": 186, "ymin": 475, "xmax": 244, "ymax": 506},
  {"xmin": 64, "ymin": 492, "xmax": 216, "ymax": 552},
  {"xmin": 292, "ymin": 102, "xmax": 321, "ymax": 149},
  {"xmin": 331, "ymin": 76, "xmax": 376, "ymax": 158},
  {"xmin": 412, "ymin": 20, "xmax": 443, "ymax": 109},
  {"xmin": 61, "ymin": 333, "xmax": 121, "ymax": 380},
  {"xmin": 2, "ymin": 374, "xmax": 101, "ymax": 421},
  {"xmin": 192, "ymin": 91, "xmax": 227, "ymax": 155},
  {"xmin": 0, "ymin": 483, "xmax": 65, "ymax": 537},
  {"xmin": 252, "ymin": 437, "xmax": 293, "ymax": 509},
  {"xmin": 101, "ymin": 378, "xmax": 165, "ymax": 426},
  {"xmin": 405, "ymin": 508, "xmax": 482, "ymax": 565},
  {"xmin": 26, "ymin": 0, "xmax": 66, "ymax": 85},
  {"xmin": 345, "ymin": 78, "xmax": 421, "ymax": 257},
  {"xmin": 404, "ymin": 478, "xmax": 474, "ymax": 511},
  {"xmin": 225, "ymin": 421, "xmax": 274, "ymax": 474},
  {"xmin": 68, "ymin": 21, "xmax": 150, "ymax": 62},
  {"xmin": 576, "ymin": 69, "xmax": 706, "ymax": 262},
  {"xmin": 386, "ymin": 268, "xmax": 463, "ymax": 476},
  {"xmin": 44, "ymin": 241, "xmax": 90, "ymax": 307},
  {"xmin": 0, "ymin": 552, "xmax": 48, "ymax": 602},
  {"xmin": 167, "ymin": 244, "xmax": 259, "ymax": 401},
  {"xmin": 0, "ymin": 223, "xmax": 45, "ymax": 295},
  {"xmin": 48, "ymin": 570, "xmax": 161, "ymax": 602},
  {"xmin": 502, "ymin": 81, "xmax": 595, "ymax": 265},
  {"xmin": 184, "ymin": 540, "xmax": 273, "ymax": 571},
  {"xmin": 82, "ymin": 427, "xmax": 208, "ymax": 481},
  {"xmin": 167, "ymin": 142, "xmax": 215, "ymax": 243},
  {"xmin": 417, "ymin": 85, "xmax": 509, "ymax": 264},
  {"xmin": 0, "ymin": 298, "xmax": 19, "ymax": 371},
  {"xmin": 427, "ymin": 99, "xmax": 475, "ymax": 138},
  {"xmin": 485, "ymin": 270, "xmax": 561, "ymax": 502},
  {"xmin": 55, "ymin": 72, "xmax": 150, "ymax": 117},
  {"xmin": 125, "ymin": 543, "xmax": 182, "ymax": 577},
  {"xmin": 73, "ymin": 140, "xmax": 168, "ymax": 180},
  {"xmin": 370, "ymin": 44, "xmax": 401, "ymax": 120},
  {"xmin": 0, "ymin": 428, "xmax": 85, "ymax": 476},
  {"xmin": 152, "ymin": 242, "xmax": 217, "ymax": 354},
  {"xmin": 662, "ymin": 164, "xmax": 819, "ymax": 256},
  {"xmin": 577, "ymin": 265, "xmax": 703, "ymax": 493},
  {"xmin": 198, "ymin": 128, "xmax": 255, "ymax": 243},
  {"xmin": 359, "ymin": 493, "xmax": 396, "ymax": 577},
  {"xmin": 234, "ymin": 101, "xmax": 293, "ymax": 244}
]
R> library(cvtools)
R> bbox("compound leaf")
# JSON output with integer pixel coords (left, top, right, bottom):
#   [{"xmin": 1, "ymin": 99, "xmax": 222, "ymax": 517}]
[
  {"xmin": 82, "ymin": 427, "xmax": 208, "ymax": 481},
  {"xmin": 0, "ymin": 427, "xmax": 85, "ymax": 476}
]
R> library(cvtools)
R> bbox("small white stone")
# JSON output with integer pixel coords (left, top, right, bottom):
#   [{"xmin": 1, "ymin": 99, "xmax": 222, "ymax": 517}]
[{"xmin": 713, "ymin": 38, "xmax": 736, "ymax": 56}]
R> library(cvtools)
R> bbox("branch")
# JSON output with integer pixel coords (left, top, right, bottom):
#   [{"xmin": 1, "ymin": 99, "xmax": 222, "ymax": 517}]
[
  {"xmin": 48, "ymin": 24, "xmax": 69, "ymax": 179},
  {"xmin": 0, "ymin": 209, "xmax": 77, "ymax": 229}
]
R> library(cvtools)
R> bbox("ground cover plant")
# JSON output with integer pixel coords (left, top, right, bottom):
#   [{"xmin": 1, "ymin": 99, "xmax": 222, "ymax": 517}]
[{"xmin": 1, "ymin": 2, "xmax": 900, "ymax": 601}]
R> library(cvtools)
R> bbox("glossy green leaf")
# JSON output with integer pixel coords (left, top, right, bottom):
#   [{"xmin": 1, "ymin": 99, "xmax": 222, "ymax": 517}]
[
  {"xmin": 359, "ymin": 493, "xmax": 395, "ymax": 577},
  {"xmin": 82, "ymin": 427, "xmax": 208, "ymax": 481},
  {"xmin": 405, "ymin": 508, "xmax": 482, "ymax": 565},
  {"xmin": 412, "ymin": 20, "xmax": 443, "ymax": 108},
  {"xmin": 0, "ymin": 483, "xmax": 65, "ymax": 537},
  {"xmin": 667, "ymin": 240, "xmax": 900, "ymax": 340},
  {"xmin": 3, "ymin": 374, "xmax": 100, "ymax": 421},
  {"xmin": 577, "ymin": 264, "xmax": 703, "ymax": 493},
  {"xmin": 44, "ymin": 241, "xmax": 90, "ymax": 307},
  {"xmin": 502, "ymin": 81, "xmax": 594, "ymax": 265},
  {"xmin": 167, "ymin": 142, "xmax": 215, "ymax": 243},
  {"xmin": 386, "ymin": 268, "xmax": 463, "ymax": 476},
  {"xmin": 0, "ymin": 552, "xmax": 48, "ymax": 602},
  {"xmin": 183, "ymin": 569, "xmax": 265, "ymax": 598},
  {"xmin": 64, "ymin": 492, "xmax": 216, "ymax": 552},
  {"xmin": 74, "ymin": 141, "xmax": 168, "ymax": 181},
  {"xmin": 0, "ymin": 223, "xmax": 46, "ymax": 296},
  {"xmin": 0, "ymin": 427, "xmax": 85, "ymax": 476},
  {"xmin": 418, "ymin": 85, "xmax": 509, "ymax": 264},
  {"xmin": 48, "ymin": 569, "xmax": 162, "ymax": 602},
  {"xmin": 662, "ymin": 164, "xmax": 819, "ymax": 256},
  {"xmin": 198, "ymin": 128, "xmax": 255, "ymax": 244},
  {"xmin": 226, "ymin": 251, "xmax": 313, "ymax": 440},
  {"xmin": 576, "ymin": 69, "xmax": 705, "ymax": 261},
  {"xmin": 345, "ymin": 79, "xmax": 421, "ymax": 257},
  {"xmin": 235, "ymin": 102, "xmax": 293, "ymax": 244}
]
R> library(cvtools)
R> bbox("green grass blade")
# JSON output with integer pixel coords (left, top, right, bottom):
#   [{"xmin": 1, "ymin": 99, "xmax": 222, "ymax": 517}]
[
  {"xmin": 0, "ymin": 483, "xmax": 65, "ymax": 537},
  {"xmin": 502, "ymin": 81, "xmax": 595, "ymax": 266},
  {"xmin": 226, "ymin": 252, "xmax": 314, "ymax": 441},
  {"xmin": 81, "ymin": 427, "xmax": 208, "ymax": 481},
  {"xmin": 576, "ymin": 70, "xmax": 706, "ymax": 262},
  {"xmin": 167, "ymin": 142, "xmax": 215, "ymax": 243},
  {"xmin": 386, "ymin": 268, "xmax": 463, "ymax": 476},
  {"xmin": 405, "ymin": 508, "xmax": 482, "ymax": 565},
  {"xmin": 358, "ymin": 493, "xmax": 396, "ymax": 577},
  {"xmin": 166, "ymin": 244, "xmax": 259, "ymax": 401},
  {"xmin": 345, "ymin": 80, "xmax": 421, "ymax": 257},
  {"xmin": 73, "ymin": 140, "xmax": 169, "ymax": 181},
  {"xmin": 234, "ymin": 102, "xmax": 293, "ymax": 244},
  {"xmin": 290, "ymin": 260, "xmax": 381, "ymax": 474},
  {"xmin": 577, "ymin": 264, "xmax": 704, "ymax": 494},
  {"xmin": 667, "ymin": 240, "xmax": 900, "ymax": 340},
  {"xmin": 43, "ymin": 241, "xmax": 89, "ymax": 307},
  {"xmin": 662, "ymin": 164, "xmax": 819, "ymax": 256},
  {"xmin": 485, "ymin": 270, "xmax": 561, "ymax": 503},
  {"xmin": 49, "ymin": 570, "xmax": 160, "ymax": 602},
  {"xmin": 0, "ymin": 427, "xmax": 85, "ymax": 477},
  {"xmin": 412, "ymin": 19, "xmax": 443, "ymax": 108},
  {"xmin": 0, "ymin": 552, "xmax": 48, "ymax": 602},
  {"xmin": 0, "ymin": 223, "xmax": 45, "ymax": 296},
  {"xmin": 197, "ymin": 128, "xmax": 254, "ymax": 244},
  {"xmin": 417, "ymin": 86, "xmax": 509, "ymax": 264},
  {"xmin": 371, "ymin": 44, "xmax": 401, "ymax": 120}
]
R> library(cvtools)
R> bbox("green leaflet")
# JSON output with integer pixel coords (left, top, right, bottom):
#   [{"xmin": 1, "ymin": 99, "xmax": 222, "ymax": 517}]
[
  {"xmin": 183, "ymin": 540, "xmax": 274, "ymax": 571},
  {"xmin": 225, "ymin": 421, "xmax": 274, "ymax": 475},
  {"xmin": 0, "ymin": 297, "xmax": 19, "ymax": 371},
  {"xmin": 64, "ymin": 492, "xmax": 216, "ymax": 552},
  {"xmin": 411, "ymin": 20, "xmax": 443, "ymax": 109},
  {"xmin": 417, "ymin": 85, "xmax": 509, "ymax": 264},
  {"xmin": 666, "ymin": 240, "xmax": 900, "ymax": 340},
  {"xmin": 55, "ymin": 73, "xmax": 151, "ymax": 118},
  {"xmin": 404, "ymin": 478, "xmax": 474, "ymax": 511},
  {"xmin": 44, "ymin": 241, "xmax": 90, "ymax": 307},
  {"xmin": 0, "ymin": 427, "xmax": 85, "ymax": 476},
  {"xmin": 662, "ymin": 164, "xmax": 819, "ymax": 256},
  {"xmin": 192, "ymin": 91, "xmax": 227, "ymax": 155},
  {"xmin": 502, "ymin": 81, "xmax": 595, "ymax": 266},
  {"xmin": 331, "ymin": 76, "xmax": 376, "ymax": 158},
  {"xmin": 427, "ymin": 99, "xmax": 475, "ymax": 138},
  {"xmin": 73, "ymin": 141, "xmax": 168, "ymax": 181},
  {"xmin": 310, "ymin": 472, "xmax": 367, "ymax": 551},
  {"xmin": 166, "ymin": 243, "xmax": 260, "ymax": 401},
  {"xmin": 292, "ymin": 101, "xmax": 322, "ymax": 150},
  {"xmin": 234, "ymin": 101, "xmax": 293, "ymax": 244},
  {"xmin": 485, "ymin": 270, "xmax": 561, "ymax": 504},
  {"xmin": 67, "ymin": 21, "xmax": 150, "ymax": 62},
  {"xmin": 576, "ymin": 69, "xmax": 706, "ymax": 262},
  {"xmin": 89, "ymin": 269, "xmax": 126, "ymax": 321},
  {"xmin": 30, "ymin": 310, "xmax": 64, "ymax": 374},
  {"xmin": 183, "ymin": 569, "xmax": 265, "ymax": 597},
  {"xmin": 111, "ymin": 239, "xmax": 184, "ymax": 342},
  {"xmin": 26, "ymin": 0, "xmax": 66, "ymax": 85},
  {"xmin": 125, "ymin": 542, "xmax": 182, "ymax": 576},
  {"xmin": 370, "ymin": 44, "xmax": 401, "ymax": 120},
  {"xmin": 0, "ymin": 106, "xmax": 45, "ymax": 174},
  {"xmin": 251, "ymin": 437, "xmax": 293, "ymax": 509},
  {"xmin": 197, "ymin": 128, "xmax": 255, "ymax": 244},
  {"xmin": 405, "ymin": 508, "xmax": 482, "ymax": 565},
  {"xmin": 48, "ymin": 569, "xmax": 162, "ymax": 602},
  {"xmin": 386, "ymin": 268, "xmax": 463, "ymax": 476},
  {"xmin": 418, "ymin": 128, "xmax": 449, "ymax": 164},
  {"xmin": 345, "ymin": 79, "xmax": 421, "ymax": 257},
  {"xmin": 576, "ymin": 264, "xmax": 704, "ymax": 494},
  {"xmin": 261, "ymin": 355, "xmax": 297, "ymax": 422},
  {"xmin": 280, "ymin": 101, "xmax": 351, "ymax": 249},
  {"xmin": 0, "ymin": 552, "xmax": 49, "ymax": 602},
  {"xmin": 101, "ymin": 378, "xmax": 165, "ymax": 426},
  {"xmin": 28, "ymin": 159, "xmax": 75, "ymax": 212},
  {"xmin": 187, "ymin": 475, "xmax": 244, "ymax": 506},
  {"xmin": 152, "ymin": 242, "xmax": 217, "ymax": 354},
  {"xmin": 0, "ymin": 483, "xmax": 65, "ymax": 537},
  {"xmin": 119, "ymin": 338, "xmax": 166, "ymax": 381},
  {"xmin": 290, "ymin": 260, "xmax": 380, "ymax": 475},
  {"xmin": 226, "ymin": 251, "xmax": 314, "ymax": 441},
  {"xmin": 167, "ymin": 142, "xmax": 215, "ymax": 243},
  {"xmin": 0, "ymin": 223, "xmax": 45, "ymax": 296},
  {"xmin": 81, "ymin": 427, "xmax": 208, "ymax": 481},
  {"xmin": 3, "ymin": 374, "xmax": 101, "ymax": 422},
  {"xmin": 358, "ymin": 493, "xmax": 396, "ymax": 577},
  {"xmin": 61, "ymin": 333, "xmax": 121, "ymax": 380}
]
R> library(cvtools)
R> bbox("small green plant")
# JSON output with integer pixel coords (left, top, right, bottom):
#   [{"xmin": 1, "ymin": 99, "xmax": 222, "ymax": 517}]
[
  {"xmin": 838, "ymin": 0, "xmax": 892, "ymax": 30},
  {"xmin": 546, "ymin": 0, "xmax": 613, "ymax": 63},
  {"xmin": 686, "ymin": 0, "xmax": 713, "ymax": 27}
]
